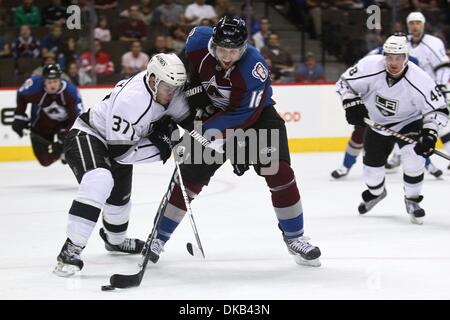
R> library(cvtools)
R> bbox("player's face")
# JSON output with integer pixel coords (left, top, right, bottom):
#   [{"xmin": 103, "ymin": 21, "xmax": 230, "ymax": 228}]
[
  {"xmin": 44, "ymin": 79, "xmax": 62, "ymax": 93},
  {"xmin": 385, "ymin": 54, "xmax": 407, "ymax": 77},
  {"xmin": 215, "ymin": 46, "xmax": 243, "ymax": 70},
  {"xmin": 156, "ymin": 81, "xmax": 178, "ymax": 106},
  {"xmin": 408, "ymin": 21, "xmax": 424, "ymax": 38}
]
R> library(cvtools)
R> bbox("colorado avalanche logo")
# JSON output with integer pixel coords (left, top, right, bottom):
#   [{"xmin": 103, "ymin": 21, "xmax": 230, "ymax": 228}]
[{"xmin": 252, "ymin": 62, "xmax": 268, "ymax": 82}]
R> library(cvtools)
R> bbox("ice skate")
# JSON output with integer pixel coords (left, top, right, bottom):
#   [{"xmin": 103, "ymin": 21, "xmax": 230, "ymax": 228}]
[
  {"xmin": 283, "ymin": 235, "xmax": 321, "ymax": 267},
  {"xmin": 385, "ymin": 154, "xmax": 401, "ymax": 169},
  {"xmin": 99, "ymin": 228, "xmax": 145, "ymax": 254},
  {"xmin": 145, "ymin": 238, "xmax": 166, "ymax": 263},
  {"xmin": 405, "ymin": 196, "xmax": 425, "ymax": 225},
  {"xmin": 331, "ymin": 166, "xmax": 350, "ymax": 179},
  {"xmin": 426, "ymin": 163, "xmax": 443, "ymax": 179},
  {"xmin": 53, "ymin": 238, "xmax": 84, "ymax": 277},
  {"xmin": 358, "ymin": 189, "xmax": 387, "ymax": 214}
]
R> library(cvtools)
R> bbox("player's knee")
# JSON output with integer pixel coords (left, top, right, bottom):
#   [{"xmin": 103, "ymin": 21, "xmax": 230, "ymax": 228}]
[
  {"xmin": 259, "ymin": 161, "xmax": 294, "ymax": 185},
  {"xmin": 77, "ymin": 168, "xmax": 114, "ymax": 205},
  {"xmin": 401, "ymin": 144, "xmax": 425, "ymax": 175}
]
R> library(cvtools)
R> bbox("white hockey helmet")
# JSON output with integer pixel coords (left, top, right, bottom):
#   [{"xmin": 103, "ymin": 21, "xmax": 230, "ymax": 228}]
[
  {"xmin": 406, "ymin": 12, "xmax": 426, "ymax": 37},
  {"xmin": 383, "ymin": 35, "xmax": 409, "ymax": 75},
  {"xmin": 146, "ymin": 53, "xmax": 187, "ymax": 95},
  {"xmin": 406, "ymin": 11, "xmax": 426, "ymax": 24}
]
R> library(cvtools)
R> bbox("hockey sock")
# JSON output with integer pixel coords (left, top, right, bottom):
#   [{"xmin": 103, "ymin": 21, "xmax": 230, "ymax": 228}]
[
  {"xmin": 156, "ymin": 180, "xmax": 203, "ymax": 242},
  {"xmin": 343, "ymin": 127, "xmax": 365, "ymax": 168},
  {"xmin": 264, "ymin": 161, "xmax": 303, "ymax": 239}
]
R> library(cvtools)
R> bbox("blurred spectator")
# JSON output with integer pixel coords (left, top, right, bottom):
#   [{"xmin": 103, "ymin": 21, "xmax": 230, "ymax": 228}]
[
  {"xmin": 94, "ymin": 0, "xmax": 118, "ymax": 10},
  {"xmin": 240, "ymin": 4, "xmax": 260, "ymax": 35},
  {"xmin": 67, "ymin": 61, "xmax": 93, "ymax": 85},
  {"xmin": 393, "ymin": 21, "xmax": 405, "ymax": 33},
  {"xmin": 12, "ymin": 25, "xmax": 40, "ymax": 59},
  {"xmin": 331, "ymin": 0, "xmax": 357, "ymax": 9},
  {"xmin": 260, "ymin": 32, "xmax": 293, "ymax": 71},
  {"xmin": 184, "ymin": 0, "xmax": 218, "ymax": 26},
  {"xmin": 14, "ymin": 0, "xmax": 42, "ymax": 27},
  {"xmin": 118, "ymin": 5, "xmax": 148, "ymax": 41},
  {"xmin": 157, "ymin": 0, "xmax": 185, "ymax": 28},
  {"xmin": 120, "ymin": 0, "xmax": 155, "ymax": 25},
  {"xmin": 214, "ymin": 0, "xmax": 236, "ymax": 18},
  {"xmin": 94, "ymin": 15, "xmax": 112, "ymax": 42},
  {"xmin": 42, "ymin": 0, "xmax": 66, "ymax": 26},
  {"xmin": 171, "ymin": 26, "xmax": 187, "ymax": 55},
  {"xmin": 32, "ymin": 51, "xmax": 72, "ymax": 82},
  {"xmin": 365, "ymin": 23, "xmax": 384, "ymax": 51},
  {"xmin": 304, "ymin": 0, "xmax": 322, "ymax": 39},
  {"xmin": 146, "ymin": 35, "xmax": 170, "ymax": 57},
  {"xmin": 252, "ymin": 17, "xmax": 272, "ymax": 52},
  {"xmin": 264, "ymin": 57, "xmax": 282, "ymax": 82},
  {"xmin": 80, "ymin": 40, "xmax": 114, "ymax": 74},
  {"xmin": 164, "ymin": 36, "xmax": 176, "ymax": 53},
  {"xmin": 78, "ymin": 0, "xmax": 98, "ymax": 51},
  {"xmin": 0, "ymin": 35, "xmax": 11, "ymax": 58},
  {"xmin": 41, "ymin": 25, "xmax": 63, "ymax": 56},
  {"xmin": 385, "ymin": 0, "xmax": 413, "ymax": 10},
  {"xmin": 121, "ymin": 41, "xmax": 150, "ymax": 77},
  {"xmin": 0, "ymin": 0, "xmax": 11, "ymax": 28},
  {"xmin": 199, "ymin": 18, "xmax": 213, "ymax": 26},
  {"xmin": 294, "ymin": 52, "xmax": 325, "ymax": 82},
  {"xmin": 57, "ymin": 36, "xmax": 79, "ymax": 70}
]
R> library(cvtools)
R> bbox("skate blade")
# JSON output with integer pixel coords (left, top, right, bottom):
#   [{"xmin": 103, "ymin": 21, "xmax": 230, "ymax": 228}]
[
  {"xmin": 294, "ymin": 255, "xmax": 321, "ymax": 267},
  {"xmin": 409, "ymin": 215, "xmax": 424, "ymax": 225},
  {"xmin": 53, "ymin": 262, "xmax": 81, "ymax": 277}
]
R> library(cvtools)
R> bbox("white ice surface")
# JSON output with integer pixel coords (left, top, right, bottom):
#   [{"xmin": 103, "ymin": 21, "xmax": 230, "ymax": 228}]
[{"xmin": 1, "ymin": 152, "xmax": 450, "ymax": 300}]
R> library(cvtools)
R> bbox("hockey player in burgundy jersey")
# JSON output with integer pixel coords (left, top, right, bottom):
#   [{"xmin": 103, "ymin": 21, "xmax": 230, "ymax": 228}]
[
  {"xmin": 147, "ymin": 16, "xmax": 321, "ymax": 267},
  {"xmin": 12, "ymin": 64, "xmax": 83, "ymax": 166}
]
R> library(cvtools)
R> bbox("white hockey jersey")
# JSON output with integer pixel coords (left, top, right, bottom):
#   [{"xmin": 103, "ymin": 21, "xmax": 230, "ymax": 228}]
[
  {"xmin": 407, "ymin": 34, "xmax": 450, "ymax": 86},
  {"xmin": 72, "ymin": 71, "xmax": 190, "ymax": 164},
  {"xmin": 336, "ymin": 55, "xmax": 448, "ymax": 135}
]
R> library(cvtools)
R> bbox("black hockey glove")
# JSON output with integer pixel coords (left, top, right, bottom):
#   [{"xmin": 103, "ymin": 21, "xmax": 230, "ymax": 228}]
[
  {"xmin": 12, "ymin": 114, "xmax": 30, "ymax": 138},
  {"xmin": 184, "ymin": 83, "xmax": 217, "ymax": 121},
  {"xmin": 232, "ymin": 163, "xmax": 250, "ymax": 176},
  {"xmin": 148, "ymin": 116, "xmax": 177, "ymax": 164},
  {"xmin": 414, "ymin": 128, "xmax": 437, "ymax": 158},
  {"xmin": 343, "ymin": 97, "xmax": 368, "ymax": 127}
]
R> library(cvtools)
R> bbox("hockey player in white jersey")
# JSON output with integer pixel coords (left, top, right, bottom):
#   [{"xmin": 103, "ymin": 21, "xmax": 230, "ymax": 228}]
[
  {"xmin": 337, "ymin": 35, "xmax": 448, "ymax": 224},
  {"xmin": 386, "ymin": 12, "xmax": 450, "ymax": 171},
  {"xmin": 53, "ymin": 53, "xmax": 189, "ymax": 276}
]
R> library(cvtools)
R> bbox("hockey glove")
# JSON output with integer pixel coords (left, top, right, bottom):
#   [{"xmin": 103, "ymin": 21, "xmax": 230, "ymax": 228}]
[
  {"xmin": 12, "ymin": 114, "xmax": 30, "ymax": 138},
  {"xmin": 232, "ymin": 163, "xmax": 250, "ymax": 176},
  {"xmin": 148, "ymin": 116, "xmax": 176, "ymax": 164},
  {"xmin": 414, "ymin": 128, "xmax": 437, "ymax": 158},
  {"xmin": 184, "ymin": 83, "xmax": 217, "ymax": 121},
  {"xmin": 343, "ymin": 97, "xmax": 368, "ymax": 127}
]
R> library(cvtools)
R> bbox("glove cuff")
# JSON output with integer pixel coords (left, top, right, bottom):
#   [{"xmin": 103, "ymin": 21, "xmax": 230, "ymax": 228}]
[{"xmin": 343, "ymin": 97, "xmax": 364, "ymax": 109}]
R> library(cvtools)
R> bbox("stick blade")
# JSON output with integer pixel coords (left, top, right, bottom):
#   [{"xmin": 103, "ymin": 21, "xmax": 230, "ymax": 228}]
[
  {"xmin": 186, "ymin": 242, "xmax": 205, "ymax": 259},
  {"xmin": 109, "ymin": 272, "xmax": 142, "ymax": 289}
]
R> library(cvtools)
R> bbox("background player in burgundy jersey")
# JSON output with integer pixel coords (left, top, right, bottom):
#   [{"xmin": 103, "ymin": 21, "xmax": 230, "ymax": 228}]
[
  {"xmin": 12, "ymin": 64, "xmax": 83, "ymax": 166},
  {"xmin": 146, "ymin": 16, "xmax": 322, "ymax": 267}
]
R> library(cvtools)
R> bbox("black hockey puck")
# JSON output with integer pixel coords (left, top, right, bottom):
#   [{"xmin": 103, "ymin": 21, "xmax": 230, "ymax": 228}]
[{"xmin": 101, "ymin": 285, "xmax": 116, "ymax": 291}]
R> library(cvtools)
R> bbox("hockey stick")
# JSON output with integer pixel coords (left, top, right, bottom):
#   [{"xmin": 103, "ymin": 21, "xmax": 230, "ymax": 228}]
[
  {"xmin": 174, "ymin": 158, "xmax": 206, "ymax": 259},
  {"xmin": 105, "ymin": 168, "xmax": 178, "ymax": 290},
  {"xmin": 364, "ymin": 118, "xmax": 450, "ymax": 161}
]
